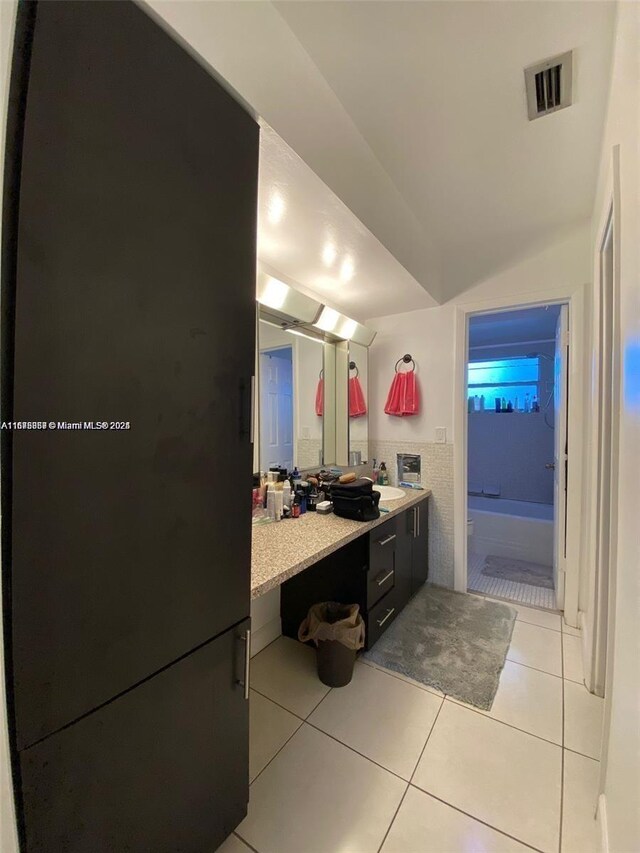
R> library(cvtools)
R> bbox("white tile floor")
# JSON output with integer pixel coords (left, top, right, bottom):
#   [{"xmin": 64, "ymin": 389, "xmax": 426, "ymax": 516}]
[
  {"xmin": 468, "ymin": 551, "xmax": 557, "ymax": 610},
  {"xmin": 218, "ymin": 604, "xmax": 604, "ymax": 853}
]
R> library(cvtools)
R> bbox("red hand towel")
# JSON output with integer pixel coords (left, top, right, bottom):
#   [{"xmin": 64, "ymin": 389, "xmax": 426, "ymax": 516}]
[
  {"xmin": 384, "ymin": 372, "xmax": 405, "ymax": 415},
  {"xmin": 349, "ymin": 376, "xmax": 367, "ymax": 417},
  {"xmin": 401, "ymin": 369, "xmax": 419, "ymax": 415},
  {"xmin": 384, "ymin": 370, "xmax": 420, "ymax": 416},
  {"xmin": 315, "ymin": 378, "xmax": 324, "ymax": 416}
]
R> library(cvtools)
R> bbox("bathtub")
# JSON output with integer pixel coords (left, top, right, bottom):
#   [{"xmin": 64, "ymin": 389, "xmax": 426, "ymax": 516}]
[{"xmin": 467, "ymin": 495, "xmax": 554, "ymax": 567}]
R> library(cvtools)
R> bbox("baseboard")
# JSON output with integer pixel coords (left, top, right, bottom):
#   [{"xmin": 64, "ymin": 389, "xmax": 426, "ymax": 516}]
[
  {"xmin": 597, "ymin": 793, "xmax": 609, "ymax": 853},
  {"xmin": 250, "ymin": 617, "xmax": 281, "ymax": 658}
]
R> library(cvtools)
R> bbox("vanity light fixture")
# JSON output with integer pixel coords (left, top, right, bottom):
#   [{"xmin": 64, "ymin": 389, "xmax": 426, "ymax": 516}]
[
  {"xmin": 285, "ymin": 328, "xmax": 325, "ymax": 345},
  {"xmin": 314, "ymin": 306, "xmax": 376, "ymax": 346},
  {"xmin": 257, "ymin": 272, "xmax": 322, "ymax": 324},
  {"xmin": 314, "ymin": 306, "xmax": 341, "ymax": 333}
]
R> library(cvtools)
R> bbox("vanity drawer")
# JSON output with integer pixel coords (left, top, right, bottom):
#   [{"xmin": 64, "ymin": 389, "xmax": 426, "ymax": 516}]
[
  {"xmin": 369, "ymin": 517, "xmax": 397, "ymax": 576},
  {"xmin": 367, "ymin": 558, "xmax": 395, "ymax": 609},
  {"xmin": 366, "ymin": 588, "xmax": 400, "ymax": 650}
]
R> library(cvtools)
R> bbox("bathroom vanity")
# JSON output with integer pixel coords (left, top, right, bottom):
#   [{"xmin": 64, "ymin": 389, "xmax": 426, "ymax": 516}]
[{"xmin": 251, "ymin": 489, "xmax": 430, "ymax": 649}]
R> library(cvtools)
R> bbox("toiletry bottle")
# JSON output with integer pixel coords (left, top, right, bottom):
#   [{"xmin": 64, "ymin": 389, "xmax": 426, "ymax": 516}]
[
  {"xmin": 501, "ymin": 397, "xmax": 507, "ymax": 412},
  {"xmin": 507, "ymin": 400, "xmax": 513, "ymax": 412},
  {"xmin": 266, "ymin": 483, "xmax": 276, "ymax": 520},
  {"xmin": 292, "ymin": 467, "xmax": 302, "ymax": 488},
  {"xmin": 480, "ymin": 395, "xmax": 485, "ymax": 412},
  {"xmin": 524, "ymin": 392, "xmax": 530, "ymax": 413},
  {"xmin": 514, "ymin": 396, "xmax": 519, "ymax": 412},
  {"xmin": 379, "ymin": 462, "xmax": 388, "ymax": 485},
  {"xmin": 467, "ymin": 396, "xmax": 474, "ymax": 414},
  {"xmin": 274, "ymin": 488, "xmax": 283, "ymax": 521},
  {"xmin": 282, "ymin": 480, "xmax": 291, "ymax": 511},
  {"xmin": 532, "ymin": 395, "xmax": 539, "ymax": 412},
  {"xmin": 495, "ymin": 397, "xmax": 501, "ymax": 413}
]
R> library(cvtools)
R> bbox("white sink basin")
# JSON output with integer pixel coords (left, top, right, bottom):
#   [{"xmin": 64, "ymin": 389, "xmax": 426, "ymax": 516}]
[{"xmin": 375, "ymin": 485, "xmax": 406, "ymax": 501}]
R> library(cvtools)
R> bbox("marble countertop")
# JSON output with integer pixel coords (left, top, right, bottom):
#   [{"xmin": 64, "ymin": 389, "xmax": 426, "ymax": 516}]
[{"xmin": 251, "ymin": 487, "xmax": 431, "ymax": 599}]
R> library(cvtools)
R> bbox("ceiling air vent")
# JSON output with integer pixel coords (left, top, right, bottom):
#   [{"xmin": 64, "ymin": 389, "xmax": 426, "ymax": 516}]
[{"xmin": 524, "ymin": 51, "xmax": 573, "ymax": 120}]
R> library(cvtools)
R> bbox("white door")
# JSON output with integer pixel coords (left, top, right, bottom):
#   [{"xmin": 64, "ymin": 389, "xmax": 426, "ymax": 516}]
[
  {"xmin": 553, "ymin": 305, "xmax": 569, "ymax": 607},
  {"xmin": 259, "ymin": 347, "xmax": 294, "ymax": 471}
]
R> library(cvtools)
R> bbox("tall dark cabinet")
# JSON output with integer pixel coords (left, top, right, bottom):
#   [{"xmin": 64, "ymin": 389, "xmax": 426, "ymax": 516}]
[{"xmin": 2, "ymin": 2, "xmax": 258, "ymax": 850}]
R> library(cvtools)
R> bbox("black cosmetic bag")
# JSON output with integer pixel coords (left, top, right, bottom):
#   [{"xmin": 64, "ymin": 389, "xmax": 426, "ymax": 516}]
[{"xmin": 330, "ymin": 478, "xmax": 381, "ymax": 522}]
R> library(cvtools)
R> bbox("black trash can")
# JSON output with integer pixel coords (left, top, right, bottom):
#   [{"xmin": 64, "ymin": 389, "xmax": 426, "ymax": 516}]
[
  {"xmin": 298, "ymin": 602, "xmax": 365, "ymax": 688},
  {"xmin": 316, "ymin": 638, "xmax": 357, "ymax": 687}
]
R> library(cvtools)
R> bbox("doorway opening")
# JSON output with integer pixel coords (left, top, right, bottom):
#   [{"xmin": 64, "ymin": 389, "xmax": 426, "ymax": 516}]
[
  {"xmin": 465, "ymin": 304, "xmax": 569, "ymax": 611},
  {"xmin": 259, "ymin": 345, "xmax": 294, "ymax": 471}
]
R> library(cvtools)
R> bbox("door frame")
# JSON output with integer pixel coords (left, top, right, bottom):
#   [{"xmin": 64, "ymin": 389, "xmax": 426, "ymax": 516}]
[
  {"xmin": 585, "ymin": 146, "xmax": 621, "ymax": 723},
  {"xmin": 258, "ymin": 344, "xmax": 294, "ymax": 471},
  {"xmin": 453, "ymin": 287, "xmax": 585, "ymax": 626}
]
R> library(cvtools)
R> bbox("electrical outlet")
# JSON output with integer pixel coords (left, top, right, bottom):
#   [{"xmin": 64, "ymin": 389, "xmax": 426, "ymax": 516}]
[{"xmin": 435, "ymin": 427, "xmax": 446, "ymax": 444}]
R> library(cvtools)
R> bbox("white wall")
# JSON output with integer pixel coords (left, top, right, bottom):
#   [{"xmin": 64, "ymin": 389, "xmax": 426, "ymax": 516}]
[
  {"xmin": 367, "ymin": 226, "xmax": 590, "ymax": 446},
  {"xmin": 587, "ymin": 3, "xmax": 640, "ymax": 850},
  {"xmin": 0, "ymin": 1, "xmax": 20, "ymax": 850}
]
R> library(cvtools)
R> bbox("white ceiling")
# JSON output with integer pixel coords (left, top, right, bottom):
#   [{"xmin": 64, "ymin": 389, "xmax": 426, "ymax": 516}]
[
  {"xmin": 147, "ymin": 0, "xmax": 615, "ymax": 309},
  {"xmin": 469, "ymin": 305, "xmax": 562, "ymax": 348},
  {"xmin": 274, "ymin": 1, "xmax": 616, "ymax": 302},
  {"xmin": 258, "ymin": 124, "xmax": 436, "ymax": 321}
]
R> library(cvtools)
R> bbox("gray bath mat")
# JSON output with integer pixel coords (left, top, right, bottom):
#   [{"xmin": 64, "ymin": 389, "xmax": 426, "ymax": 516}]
[
  {"xmin": 482, "ymin": 554, "xmax": 554, "ymax": 589},
  {"xmin": 364, "ymin": 585, "xmax": 515, "ymax": 710}
]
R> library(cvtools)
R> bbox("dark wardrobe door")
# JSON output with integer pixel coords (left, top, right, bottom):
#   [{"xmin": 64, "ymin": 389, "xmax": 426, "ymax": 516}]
[
  {"xmin": 9, "ymin": 0, "xmax": 258, "ymax": 748},
  {"xmin": 20, "ymin": 620, "xmax": 251, "ymax": 853}
]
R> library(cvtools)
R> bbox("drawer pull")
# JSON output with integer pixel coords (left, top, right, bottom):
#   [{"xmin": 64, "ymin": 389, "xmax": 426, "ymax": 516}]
[
  {"xmin": 376, "ymin": 607, "xmax": 395, "ymax": 627},
  {"xmin": 376, "ymin": 570, "xmax": 394, "ymax": 587},
  {"xmin": 377, "ymin": 533, "xmax": 396, "ymax": 547}
]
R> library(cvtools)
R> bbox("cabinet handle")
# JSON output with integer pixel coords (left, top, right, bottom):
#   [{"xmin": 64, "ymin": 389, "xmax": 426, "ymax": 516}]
[
  {"xmin": 238, "ymin": 629, "xmax": 251, "ymax": 700},
  {"xmin": 376, "ymin": 607, "xmax": 395, "ymax": 627},
  {"xmin": 249, "ymin": 375, "xmax": 255, "ymax": 445},
  {"xmin": 417, "ymin": 505, "xmax": 420, "ymax": 538},
  {"xmin": 413, "ymin": 507, "xmax": 417, "ymax": 539},
  {"xmin": 376, "ymin": 569, "xmax": 394, "ymax": 587},
  {"xmin": 377, "ymin": 533, "xmax": 396, "ymax": 547}
]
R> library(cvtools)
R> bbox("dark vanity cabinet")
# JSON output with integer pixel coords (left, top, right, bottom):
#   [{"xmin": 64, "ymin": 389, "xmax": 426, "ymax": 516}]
[
  {"xmin": 281, "ymin": 496, "xmax": 430, "ymax": 651},
  {"xmin": 406, "ymin": 500, "xmax": 430, "ymax": 595},
  {"xmin": 4, "ymin": 2, "xmax": 258, "ymax": 850}
]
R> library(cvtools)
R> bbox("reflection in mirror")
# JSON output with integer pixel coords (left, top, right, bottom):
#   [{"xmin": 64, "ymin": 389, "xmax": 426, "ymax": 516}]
[
  {"xmin": 322, "ymin": 342, "xmax": 336, "ymax": 468},
  {"xmin": 335, "ymin": 341, "xmax": 349, "ymax": 466},
  {"xmin": 348, "ymin": 342, "xmax": 369, "ymax": 464},
  {"xmin": 257, "ymin": 318, "xmax": 324, "ymax": 471}
]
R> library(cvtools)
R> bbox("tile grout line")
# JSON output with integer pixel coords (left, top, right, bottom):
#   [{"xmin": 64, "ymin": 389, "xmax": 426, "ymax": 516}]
[
  {"xmin": 408, "ymin": 784, "xmax": 546, "ymax": 853},
  {"xmin": 302, "ymin": 718, "xmax": 411, "ymax": 784},
  {"xmin": 443, "ymin": 695, "xmax": 563, "ymax": 749},
  {"xmin": 358, "ymin": 657, "xmax": 444, "ymax": 699},
  {"xmin": 232, "ymin": 831, "xmax": 260, "ymax": 853},
  {"xmin": 247, "ymin": 714, "xmax": 304, "ymax": 789},
  {"xmin": 408, "ymin": 696, "xmax": 446, "ymax": 786},
  {"xmin": 375, "ymin": 783, "xmax": 410, "ymax": 853},
  {"xmin": 373, "ymin": 698, "xmax": 448, "ymax": 853},
  {"xmin": 559, "ymin": 625, "xmax": 566, "ymax": 853},
  {"xmin": 505, "ymin": 656, "xmax": 563, "ymax": 679},
  {"xmin": 250, "ymin": 686, "xmax": 418, "ymax": 786}
]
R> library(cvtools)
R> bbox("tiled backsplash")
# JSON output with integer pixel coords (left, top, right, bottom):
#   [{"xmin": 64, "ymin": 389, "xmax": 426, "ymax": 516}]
[{"xmin": 370, "ymin": 440, "xmax": 454, "ymax": 588}]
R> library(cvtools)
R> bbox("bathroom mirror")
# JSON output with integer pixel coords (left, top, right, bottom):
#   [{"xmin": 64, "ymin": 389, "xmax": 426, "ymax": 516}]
[
  {"xmin": 348, "ymin": 342, "xmax": 369, "ymax": 465},
  {"xmin": 257, "ymin": 316, "xmax": 325, "ymax": 471},
  {"xmin": 255, "ymin": 270, "xmax": 375, "ymax": 473}
]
